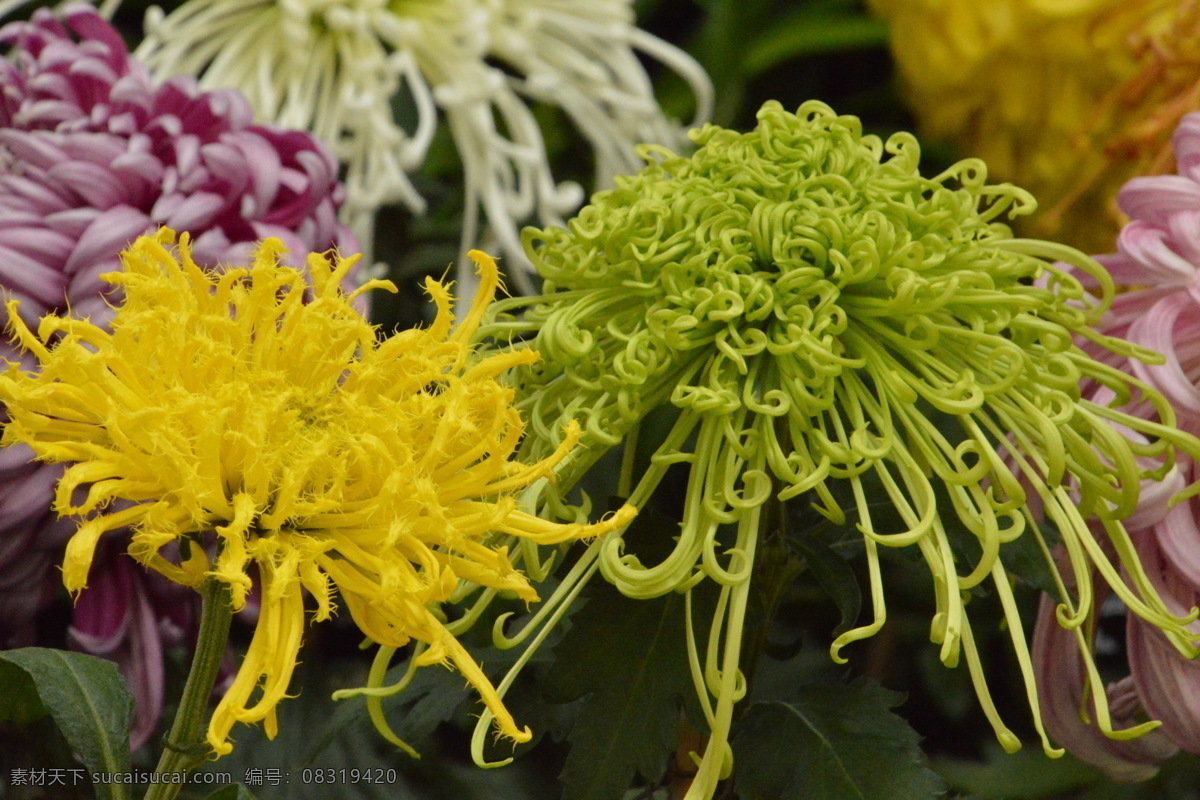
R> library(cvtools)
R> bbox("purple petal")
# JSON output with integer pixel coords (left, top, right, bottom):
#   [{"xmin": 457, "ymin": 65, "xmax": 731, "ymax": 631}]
[
  {"xmin": 1102, "ymin": 288, "xmax": 1174, "ymax": 336},
  {"xmin": 44, "ymin": 206, "xmax": 101, "ymax": 238},
  {"xmin": 14, "ymin": 98, "xmax": 81, "ymax": 127},
  {"xmin": 1032, "ymin": 592, "xmax": 1177, "ymax": 779},
  {"xmin": 1166, "ymin": 211, "xmax": 1200, "ymax": 264},
  {"xmin": 68, "ymin": 554, "xmax": 166, "ymax": 751},
  {"xmin": 1172, "ymin": 113, "xmax": 1200, "ymax": 183},
  {"xmin": 0, "ymin": 464, "xmax": 59, "ymax": 538},
  {"xmin": 0, "ymin": 129, "xmax": 66, "ymax": 169},
  {"xmin": 148, "ymin": 191, "xmax": 184, "ymax": 224},
  {"xmin": 1152, "ymin": 497, "xmax": 1200, "ymax": 592},
  {"xmin": 47, "ymin": 159, "xmax": 130, "ymax": 208},
  {"xmin": 123, "ymin": 579, "xmax": 164, "ymax": 750},
  {"xmin": 1116, "ymin": 221, "xmax": 1197, "ymax": 284},
  {"xmin": 201, "ymin": 88, "xmax": 252, "ymax": 129},
  {"xmin": 1127, "ymin": 535, "xmax": 1200, "ymax": 752},
  {"xmin": 105, "ymin": 110, "xmax": 139, "ymax": 136},
  {"xmin": 0, "ymin": 173, "xmax": 72, "ymax": 212},
  {"xmin": 198, "ymin": 140, "xmax": 250, "ymax": 202},
  {"xmin": 0, "ymin": 242, "xmax": 68, "ymax": 303},
  {"xmin": 64, "ymin": 205, "xmax": 152, "ymax": 275},
  {"xmin": 162, "ymin": 191, "xmax": 224, "ymax": 230},
  {"xmin": 70, "ymin": 559, "xmax": 132, "ymax": 651},
  {"xmin": 57, "ymin": 130, "xmax": 127, "ymax": 165},
  {"xmin": 108, "ymin": 73, "xmax": 152, "ymax": 112},
  {"xmin": 110, "ymin": 149, "xmax": 165, "ymax": 196},
  {"xmin": 0, "ymin": 225, "xmax": 76, "ymax": 263},
  {"xmin": 0, "ymin": 440, "xmax": 40, "ymax": 473},
  {"xmin": 64, "ymin": 8, "xmax": 128, "ymax": 65},
  {"xmin": 227, "ymin": 131, "xmax": 282, "ymax": 216},
  {"xmin": 27, "ymin": 71, "xmax": 79, "ymax": 106},
  {"xmin": 1118, "ymin": 175, "xmax": 1200, "ymax": 226},
  {"xmin": 68, "ymin": 56, "xmax": 118, "ymax": 91},
  {"xmin": 172, "ymin": 133, "xmax": 201, "ymax": 179},
  {"xmin": 188, "ymin": 226, "xmax": 232, "ymax": 268},
  {"xmin": 144, "ymin": 112, "xmax": 182, "ymax": 139},
  {"xmin": 1127, "ymin": 293, "xmax": 1200, "ymax": 423},
  {"xmin": 1128, "ymin": 616, "xmax": 1200, "ymax": 754}
]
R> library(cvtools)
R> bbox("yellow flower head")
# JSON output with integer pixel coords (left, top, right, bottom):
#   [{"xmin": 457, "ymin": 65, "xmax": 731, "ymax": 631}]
[
  {"xmin": 871, "ymin": 0, "xmax": 1200, "ymax": 253},
  {"xmin": 0, "ymin": 229, "xmax": 634, "ymax": 755}
]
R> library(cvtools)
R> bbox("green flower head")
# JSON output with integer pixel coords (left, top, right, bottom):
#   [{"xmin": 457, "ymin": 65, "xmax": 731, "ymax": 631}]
[{"xmin": 477, "ymin": 100, "xmax": 1200, "ymax": 796}]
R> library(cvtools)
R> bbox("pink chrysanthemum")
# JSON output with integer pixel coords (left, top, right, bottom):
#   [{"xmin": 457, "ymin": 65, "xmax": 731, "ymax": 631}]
[
  {"xmin": 0, "ymin": 5, "xmax": 357, "ymax": 745},
  {"xmin": 1034, "ymin": 111, "xmax": 1200, "ymax": 779}
]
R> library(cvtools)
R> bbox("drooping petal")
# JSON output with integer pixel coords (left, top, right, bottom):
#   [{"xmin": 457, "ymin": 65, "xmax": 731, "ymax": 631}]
[
  {"xmin": 469, "ymin": 100, "xmax": 1200, "ymax": 795},
  {"xmin": 1032, "ymin": 593, "xmax": 1177, "ymax": 781}
]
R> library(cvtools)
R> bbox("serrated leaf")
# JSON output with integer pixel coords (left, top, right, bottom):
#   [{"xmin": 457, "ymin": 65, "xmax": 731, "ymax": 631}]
[
  {"xmin": 203, "ymin": 784, "xmax": 259, "ymax": 800},
  {"xmin": 302, "ymin": 665, "xmax": 469, "ymax": 770},
  {"xmin": 0, "ymin": 647, "xmax": 134, "ymax": 800},
  {"xmin": 374, "ymin": 660, "xmax": 472, "ymax": 747},
  {"xmin": 732, "ymin": 680, "xmax": 944, "ymax": 800},
  {"xmin": 545, "ymin": 582, "xmax": 697, "ymax": 800}
]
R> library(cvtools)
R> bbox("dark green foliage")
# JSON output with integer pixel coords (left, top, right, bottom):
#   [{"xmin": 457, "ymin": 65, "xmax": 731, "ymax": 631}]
[
  {"xmin": 732, "ymin": 681, "xmax": 945, "ymax": 800},
  {"xmin": 0, "ymin": 648, "xmax": 134, "ymax": 800},
  {"xmin": 544, "ymin": 582, "xmax": 701, "ymax": 800}
]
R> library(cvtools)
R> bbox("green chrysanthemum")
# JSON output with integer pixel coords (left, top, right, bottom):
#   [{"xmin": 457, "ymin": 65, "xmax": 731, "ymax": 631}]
[{"xmin": 476, "ymin": 101, "xmax": 1200, "ymax": 797}]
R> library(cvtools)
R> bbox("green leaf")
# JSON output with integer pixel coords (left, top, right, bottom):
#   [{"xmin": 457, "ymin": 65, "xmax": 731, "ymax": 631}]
[
  {"xmin": 932, "ymin": 744, "xmax": 1099, "ymax": 799},
  {"xmin": 744, "ymin": 11, "xmax": 888, "ymax": 75},
  {"xmin": 203, "ymin": 784, "xmax": 259, "ymax": 800},
  {"xmin": 544, "ymin": 580, "xmax": 701, "ymax": 800},
  {"xmin": 732, "ymin": 680, "xmax": 945, "ymax": 800},
  {"xmin": 0, "ymin": 658, "xmax": 47, "ymax": 725},
  {"xmin": 790, "ymin": 535, "xmax": 861, "ymax": 636},
  {"xmin": 0, "ymin": 647, "xmax": 134, "ymax": 800}
]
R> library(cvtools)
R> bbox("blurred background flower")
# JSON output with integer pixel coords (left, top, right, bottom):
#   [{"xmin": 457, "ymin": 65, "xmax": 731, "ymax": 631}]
[
  {"xmin": 1033, "ymin": 109, "xmax": 1200, "ymax": 780},
  {"xmin": 871, "ymin": 0, "xmax": 1200, "ymax": 254},
  {"xmin": 121, "ymin": 0, "xmax": 713, "ymax": 291},
  {"xmin": 0, "ymin": 3, "xmax": 356, "ymax": 746}
]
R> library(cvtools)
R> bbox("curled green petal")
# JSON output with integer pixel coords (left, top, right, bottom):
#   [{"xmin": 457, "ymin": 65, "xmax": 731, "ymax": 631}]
[{"xmin": 477, "ymin": 99, "xmax": 1200, "ymax": 793}]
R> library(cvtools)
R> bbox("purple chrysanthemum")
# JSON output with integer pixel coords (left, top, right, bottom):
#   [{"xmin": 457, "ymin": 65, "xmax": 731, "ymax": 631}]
[
  {"xmin": 0, "ymin": 4, "xmax": 357, "ymax": 746},
  {"xmin": 1033, "ymin": 111, "xmax": 1200, "ymax": 778}
]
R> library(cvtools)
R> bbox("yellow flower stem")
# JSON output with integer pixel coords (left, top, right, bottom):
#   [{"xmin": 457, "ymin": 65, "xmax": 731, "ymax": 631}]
[{"xmin": 144, "ymin": 578, "xmax": 234, "ymax": 800}]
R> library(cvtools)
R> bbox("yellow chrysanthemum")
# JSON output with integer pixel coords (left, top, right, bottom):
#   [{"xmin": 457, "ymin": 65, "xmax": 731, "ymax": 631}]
[
  {"xmin": 0, "ymin": 229, "xmax": 634, "ymax": 755},
  {"xmin": 871, "ymin": 0, "xmax": 1200, "ymax": 253}
]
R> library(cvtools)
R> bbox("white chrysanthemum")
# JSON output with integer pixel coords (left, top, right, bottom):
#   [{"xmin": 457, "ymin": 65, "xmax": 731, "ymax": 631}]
[{"xmin": 112, "ymin": 0, "xmax": 713, "ymax": 289}]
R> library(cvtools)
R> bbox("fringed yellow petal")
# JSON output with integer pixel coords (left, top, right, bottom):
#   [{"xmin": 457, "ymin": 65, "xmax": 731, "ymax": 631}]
[
  {"xmin": 0, "ymin": 229, "xmax": 630, "ymax": 758},
  {"xmin": 62, "ymin": 505, "xmax": 152, "ymax": 594}
]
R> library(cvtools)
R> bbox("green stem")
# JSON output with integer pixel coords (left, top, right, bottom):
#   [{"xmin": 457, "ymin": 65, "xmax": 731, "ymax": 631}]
[{"xmin": 144, "ymin": 579, "xmax": 233, "ymax": 800}]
